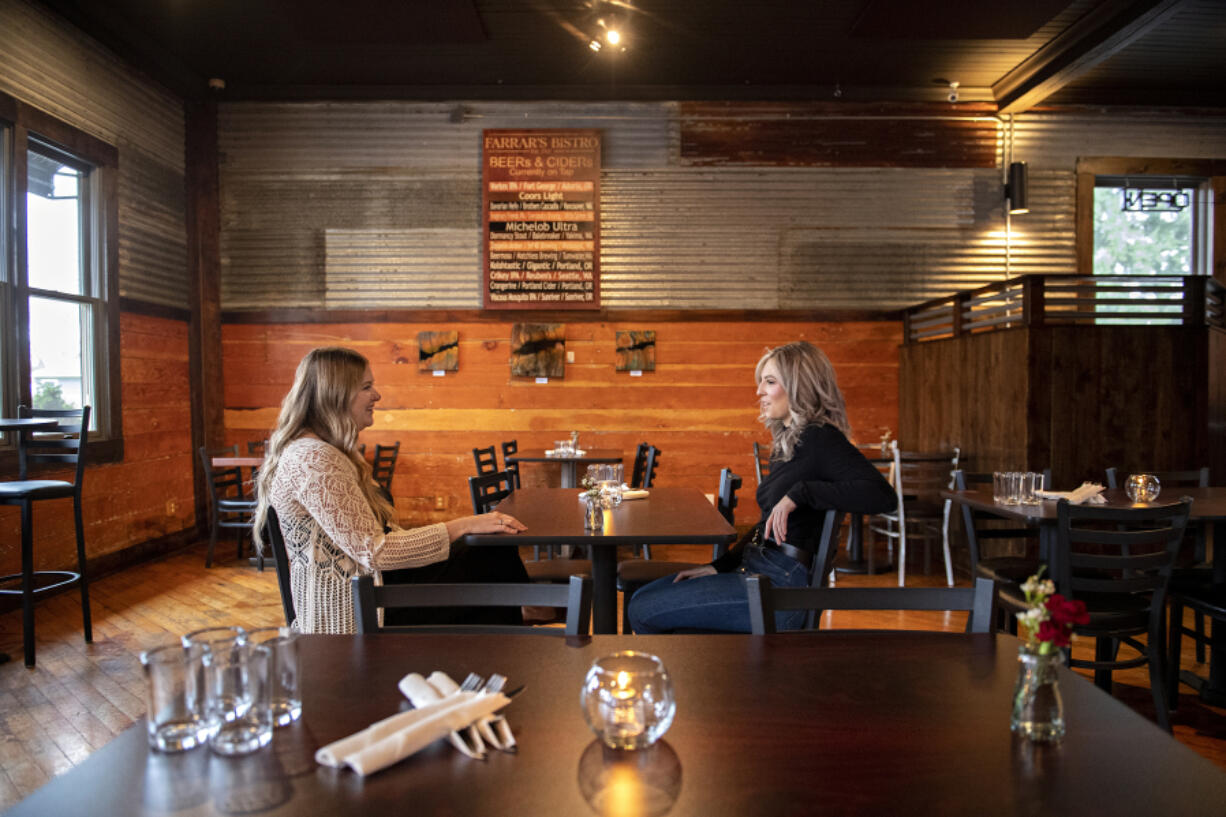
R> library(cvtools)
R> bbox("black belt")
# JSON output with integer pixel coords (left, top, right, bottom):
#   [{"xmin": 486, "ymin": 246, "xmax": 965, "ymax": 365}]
[{"xmin": 761, "ymin": 538, "xmax": 812, "ymax": 568}]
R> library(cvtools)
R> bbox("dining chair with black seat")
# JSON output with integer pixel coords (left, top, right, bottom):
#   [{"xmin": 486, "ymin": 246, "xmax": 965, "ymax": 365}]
[
  {"xmin": 500, "ymin": 439, "xmax": 520, "ymax": 489},
  {"xmin": 473, "ymin": 445, "xmax": 498, "ymax": 477},
  {"xmin": 199, "ymin": 444, "xmax": 260, "ymax": 569},
  {"xmin": 1107, "ymin": 466, "xmax": 1212, "ymax": 662},
  {"xmin": 752, "ymin": 440, "xmax": 770, "ymax": 486},
  {"xmin": 351, "ymin": 574, "xmax": 592, "ymax": 635},
  {"xmin": 372, "ymin": 441, "xmax": 400, "ymax": 493},
  {"xmin": 628, "ymin": 443, "xmax": 661, "ymax": 558},
  {"xmin": 956, "ymin": 469, "xmax": 1051, "ymax": 632},
  {"xmin": 746, "ymin": 575, "xmax": 998, "ymax": 635},
  {"xmin": 264, "ymin": 506, "xmax": 296, "ymax": 628},
  {"xmin": 0, "ymin": 405, "xmax": 92, "ymax": 667},
  {"xmin": 1054, "ymin": 497, "xmax": 1192, "ymax": 733},
  {"xmin": 469, "ymin": 470, "xmax": 590, "ymax": 580},
  {"xmin": 868, "ymin": 441, "xmax": 960, "ymax": 587},
  {"xmin": 1167, "ymin": 582, "xmax": 1226, "ymax": 713},
  {"xmin": 616, "ymin": 467, "xmax": 742, "ymax": 631}
]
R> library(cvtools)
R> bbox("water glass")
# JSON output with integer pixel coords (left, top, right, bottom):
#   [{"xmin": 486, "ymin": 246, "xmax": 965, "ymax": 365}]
[
  {"xmin": 246, "ymin": 627, "xmax": 301, "ymax": 726},
  {"xmin": 208, "ymin": 643, "xmax": 274, "ymax": 756},
  {"xmin": 182, "ymin": 626, "xmax": 248, "ymax": 734},
  {"xmin": 1125, "ymin": 473, "xmax": 1161, "ymax": 504},
  {"xmin": 992, "ymin": 472, "xmax": 1006, "ymax": 503},
  {"xmin": 140, "ymin": 642, "xmax": 211, "ymax": 752},
  {"xmin": 581, "ymin": 651, "xmax": 676, "ymax": 751},
  {"xmin": 1020, "ymin": 472, "xmax": 1041, "ymax": 505},
  {"xmin": 555, "ymin": 439, "xmax": 574, "ymax": 456}
]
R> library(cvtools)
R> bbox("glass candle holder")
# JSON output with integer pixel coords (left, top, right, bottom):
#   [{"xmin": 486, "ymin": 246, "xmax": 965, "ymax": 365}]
[
  {"xmin": 581, "ymin": 651, "xmax": 676, "ymax": 750},
  {"xmin": 1125, "ymin": 473, "xmax": 1161, "ymax": 504}
]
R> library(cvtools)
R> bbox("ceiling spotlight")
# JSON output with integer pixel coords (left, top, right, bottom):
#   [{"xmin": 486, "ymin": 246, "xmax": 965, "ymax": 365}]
[
  {"xmin": 589, "ymin": 38, "xmax": 602, "ymax": 51},
  {"xmin": 947, "ymin": 81, "xmax": 960, "ymax": 103},
  {"xmin": 605, "ymin": 28, "xmax": 621, "ymax": 45}
]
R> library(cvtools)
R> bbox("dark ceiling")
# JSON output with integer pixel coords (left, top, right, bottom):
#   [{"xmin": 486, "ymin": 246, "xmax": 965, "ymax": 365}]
[{"xmin": 36, "ymin": 0, "xmax": 1226, "ymax": 110}]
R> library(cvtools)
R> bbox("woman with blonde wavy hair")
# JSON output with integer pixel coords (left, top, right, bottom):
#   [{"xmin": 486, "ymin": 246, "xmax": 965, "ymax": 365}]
[
  {"xmin": 254, "ymin": 347, "xmax": 528, "ymax": 634},
  {"xmin": 627, "ymin": 341, "xmax": 896, "ymax": 633}
]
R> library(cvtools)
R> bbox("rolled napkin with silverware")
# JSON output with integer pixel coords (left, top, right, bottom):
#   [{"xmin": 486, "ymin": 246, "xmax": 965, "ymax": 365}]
[
  {"xmin": 1035, "ymin": 482, "xmax": 1107, "ymax": 505},
  {"xmin": 401, "ymin": 672, "xmax": 485, "ymax": 758},
  {"xmin": 425, "ymin": 671, "xmax": 516, "ymax": 752},
  {"xmin": 314, "ymin": 691, "xmax": 509, "ymax": 776}
]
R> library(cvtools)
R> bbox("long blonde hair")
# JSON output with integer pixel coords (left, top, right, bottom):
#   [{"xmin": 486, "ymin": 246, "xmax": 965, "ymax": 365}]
[
  {"xmin": 756, "ymin": 341, "xmax": 851, "ymax": 462},
  {"xmin": 253, "ymin": 347, "xmax": 394, "ymax": 547}
]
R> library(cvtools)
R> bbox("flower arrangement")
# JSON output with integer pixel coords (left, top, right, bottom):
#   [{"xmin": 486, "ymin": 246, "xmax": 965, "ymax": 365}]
[
  {"xmin": 1016, "ymin": 568, "xmax": 1090, "ymax": 653},
  {"xmin": 581, "ymin": 475, "xmax": 603, "ymax": 506}
]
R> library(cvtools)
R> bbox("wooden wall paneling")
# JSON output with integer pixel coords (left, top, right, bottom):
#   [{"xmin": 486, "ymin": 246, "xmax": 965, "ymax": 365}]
[{"xmin": 222, "ymin": 319, "xmax": 900, "ymax": 526}]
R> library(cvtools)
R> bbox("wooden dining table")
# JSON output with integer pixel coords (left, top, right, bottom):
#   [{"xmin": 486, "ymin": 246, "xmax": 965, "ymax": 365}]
[
  {"xmin": 503, "ymin": 447, "xmax": 624, "ymax": 488},
  {"xmin": 8, "ymin": 631, "xmax": 1226, "ymax": 816},
  {"xmin": 943, "ymin": 486, "xmax": 1226, "ymax": 704},
  {"xmin": 464, "ymin": 487, "xmax": 736, "ymax": 634}
]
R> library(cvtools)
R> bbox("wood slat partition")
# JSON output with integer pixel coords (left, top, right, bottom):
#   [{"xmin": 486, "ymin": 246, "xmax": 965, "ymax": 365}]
[
  {"xmin": 222, "ymin": 319, "xmax": 901, "ymax": 525},
  {"xmin": 900, "ymin": 276, "xmax": 1225, "ymax": 492}
]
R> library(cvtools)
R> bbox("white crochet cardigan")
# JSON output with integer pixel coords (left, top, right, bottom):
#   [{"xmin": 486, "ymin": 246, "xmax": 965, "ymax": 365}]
[{"xmin": 269, "ymin": 436, "xmax": 450, "ymax": 634}]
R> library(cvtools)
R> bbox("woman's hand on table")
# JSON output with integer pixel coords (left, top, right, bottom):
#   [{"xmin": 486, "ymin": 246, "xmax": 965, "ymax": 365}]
[
  {"xmin": 763, "ymin": 495, "xmax": 797, "ymax": 543},
  {"xmin": 447, "ymin": 512, "xmax": 527, "ymax": 540},
  {"xmin": 672, "ymin": 565, "xmax": 717, "ymax": 583}
]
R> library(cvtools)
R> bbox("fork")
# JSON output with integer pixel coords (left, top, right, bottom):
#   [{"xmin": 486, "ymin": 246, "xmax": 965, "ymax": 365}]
[
  {"xmin": 453, "ymin": 673, "xmax": 487, "ymax": 758},
  {"xmin": 477, "ymin": 674, "xmax": 517, "ymax": 752}
]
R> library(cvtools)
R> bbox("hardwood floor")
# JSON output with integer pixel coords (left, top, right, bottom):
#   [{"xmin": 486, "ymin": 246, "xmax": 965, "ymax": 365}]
[{"xmin": 1, "ymin": 540, "xmax": 1224, "ymax": 809}]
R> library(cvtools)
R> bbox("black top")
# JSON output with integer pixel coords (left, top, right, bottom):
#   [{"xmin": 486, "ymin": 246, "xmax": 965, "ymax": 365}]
[{"xmin": 713, "ymin": 423, "xmax": 896, "ymax": 572}]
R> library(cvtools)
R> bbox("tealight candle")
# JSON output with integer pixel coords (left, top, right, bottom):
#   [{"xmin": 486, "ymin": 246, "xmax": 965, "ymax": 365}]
[{"xmin": 581, "ymin": 652, "xmax": 675, "ymax": 751}]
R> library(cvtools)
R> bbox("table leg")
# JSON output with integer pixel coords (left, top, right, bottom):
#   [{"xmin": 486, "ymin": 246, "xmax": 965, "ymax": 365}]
[
  {"xmin": 835, "ymin": 514, "xmax": 893, "ymax": 575},
  {"xmin": 560, "ymin": 463, "xmax": 577, "ymax": 489},
  {"xmin": 590, "ymin": 546, "xmax": 617, "ymax": 634}
]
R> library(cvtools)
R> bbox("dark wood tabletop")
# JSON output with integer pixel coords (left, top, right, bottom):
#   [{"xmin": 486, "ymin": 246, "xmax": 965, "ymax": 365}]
[
  {"xmin": 941, "ymin": 486, "xmax": 1226, "ymax": 522},
  {"xmin": 504, "ymin": 447, "xmax": 624, "ymax": 464},
  {"xmin": 211, "ymin": 455, "xmax": 265, "ymax": 468},
  {"xmin": 9, "ymin": 632, "xmax": 1225, "ymax": 817},
  {"xmin": 466, "ymin": 487, "xmax": 737, "ymax": 634}
]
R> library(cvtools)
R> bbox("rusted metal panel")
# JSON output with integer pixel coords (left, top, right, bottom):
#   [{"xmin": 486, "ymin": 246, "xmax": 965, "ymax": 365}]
[
  {"xmin": 678, "ymin": 102, "xmax": 999, "ymax": 168},
  {"xmin": 0, "ymin": 0, "xmax": 188, "ymax": 309}
]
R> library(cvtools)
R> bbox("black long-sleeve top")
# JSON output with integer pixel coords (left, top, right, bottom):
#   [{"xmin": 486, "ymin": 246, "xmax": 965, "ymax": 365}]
[{"xmin": 712, "ymin": 423, "xmax": 897, "ymax": 573}]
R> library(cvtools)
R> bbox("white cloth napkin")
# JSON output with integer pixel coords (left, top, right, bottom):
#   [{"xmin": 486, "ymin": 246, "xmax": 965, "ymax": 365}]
[
  {"xmin": 1035, "ymin": 482, "xmax": 1107, "ymax": 505},
  {"xmin": 314, "ymin": 691, "xmax": 509, "ymax": 776},
  {"xmin": 400, "ymin": 673, "xmax": 485, "ymax": 758},
  {"xmin": 422, "ymin": 671, "xmax": 516, "ymax": 753}
]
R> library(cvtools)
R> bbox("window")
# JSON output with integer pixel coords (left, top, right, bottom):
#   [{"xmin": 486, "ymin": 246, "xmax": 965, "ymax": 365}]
[{"xmin": 0, "ymin": 92, "xmax": 121, "ymax": 459}]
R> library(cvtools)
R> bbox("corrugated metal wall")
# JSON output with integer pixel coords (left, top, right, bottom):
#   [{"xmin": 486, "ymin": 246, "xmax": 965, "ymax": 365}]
[
  {"xmin": 0, "ymin": 0, "xmax": 188, "ymax": 310},
  {"xmin": 219, "ymin": 100, "xmax": 1226, "ymax": 312}
]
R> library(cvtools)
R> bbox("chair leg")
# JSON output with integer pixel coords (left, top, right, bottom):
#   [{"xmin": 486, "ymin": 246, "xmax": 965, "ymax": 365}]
[
  {"xmin": 897, "ymin": 525, "xmax": 907, "ymax": 588},
  {"xmin": 1093, "ymin": 637, "xmax": 1113, "ymax": 691},
  {"xmin": 21, "ymin": 501, "xmax": 36, "ymax": 667},
  {"xmin": 1148, "ymin": 629, "xmax": 1172, "ymax": 732},
  {"xmin": 1194, "ymin": 611, "xmax": 1206, "ymax": 663},
  {"xmin": 206, "ymin": 518, "xmax": 219, "ymax": 568},
  {"xmin": 641, "ymin": 544, "xmax": 652, "ymax": 560},
  {"xmin": 1168, "ymin": 598, "xmax": 1183, "ymax": 713},
  {"xmin": 621, "ymin": 586, "xmax": 635, "ymax": 634},
  {"xmin": 74, "ymin": 496, "xmax": 92, "ymax": 643},
  {"xmin": 941, "ymin": 501, "xmax": 954, "ymax": 587}
]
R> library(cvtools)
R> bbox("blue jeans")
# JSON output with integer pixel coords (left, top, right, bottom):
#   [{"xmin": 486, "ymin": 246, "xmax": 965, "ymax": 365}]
[{"xmin": 626, "ymin": 545, "xmax": 810, "ymax": 634}]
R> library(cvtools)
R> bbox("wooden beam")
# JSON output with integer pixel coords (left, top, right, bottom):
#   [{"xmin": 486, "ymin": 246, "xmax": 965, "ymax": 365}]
[{"xmin": 993, "ymin": 0, "xmax": 1189, "ymax": 115}]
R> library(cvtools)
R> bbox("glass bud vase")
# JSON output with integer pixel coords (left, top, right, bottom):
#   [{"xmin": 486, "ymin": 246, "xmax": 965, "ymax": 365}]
[
  {"xmin": 1010, "ymin": 643, "xmax": 1065, "ymax": 742},
  {"xmin": 584, "ymin": 497, "xmax": 604, "ymax": 530}
]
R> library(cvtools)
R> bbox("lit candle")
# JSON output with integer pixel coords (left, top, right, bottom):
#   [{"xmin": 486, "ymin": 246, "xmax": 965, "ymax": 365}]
[{"xmin": 609, "ymin": 671, "xmax": 646, "ymax": 739}]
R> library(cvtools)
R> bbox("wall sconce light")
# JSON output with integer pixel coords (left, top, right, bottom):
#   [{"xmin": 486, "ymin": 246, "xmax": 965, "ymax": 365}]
[{"xmin": 1005, "ymin": 161, "xmax": 1029, "ymax": 215}]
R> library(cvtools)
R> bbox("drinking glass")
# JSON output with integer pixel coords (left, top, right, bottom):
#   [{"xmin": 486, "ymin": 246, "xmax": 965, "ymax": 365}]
[
  {"xmin": 992, "ymin": 472, "xmax": 1006, "ymax": 503},
  {"xmin": 1125, "ymin": 474, "xmax": 1161, "ymax": 504},
  {"xmin": 1020, "ymin": 472, "xmax": 1041, "ymax": 505},
  {"xmin": 246, "ymin": 627, "xmax": 301, "ymax": 726},
  {"xmin": 581, "ymin": 651, "xmax": 676, "ymax": 751},
  {"xmin": 208, "ymin": 643, "xmax": 274, "ymax": 756},
  {"xmin": 1001, "ymin": 472, "xmax": 1022, "ymax": 504},
  {"xmin": 182, "ymin": 626, "xmax": 248, "ymax": 735},
  {"xmin": 140, "ymin": 642, "xmax": 211, "ymax": 752}
]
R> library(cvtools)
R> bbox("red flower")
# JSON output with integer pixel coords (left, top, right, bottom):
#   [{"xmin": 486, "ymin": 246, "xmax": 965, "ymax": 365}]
[
  {"xmin": 1037, "ymin": 618, "xmax": 1072, "ymax": 647},
  {"xmin": 1044, "ymin": 594, "xmax": 1090, "ymax": 627}
]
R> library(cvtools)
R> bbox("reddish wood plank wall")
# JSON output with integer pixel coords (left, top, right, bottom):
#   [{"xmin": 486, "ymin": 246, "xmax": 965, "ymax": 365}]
[
  {"xmin": 222, "ymin": 320, "xmax": 901, "ymax": 527},
  {"xmin": 0, "ymin": 313, "xmax": 196, "ymax": 578}
]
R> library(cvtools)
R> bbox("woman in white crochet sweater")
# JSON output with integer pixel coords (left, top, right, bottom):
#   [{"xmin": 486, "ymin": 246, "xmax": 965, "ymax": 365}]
[{"xmin": 253, "ymin": 347, "xmax": 527, "ymax": 634}]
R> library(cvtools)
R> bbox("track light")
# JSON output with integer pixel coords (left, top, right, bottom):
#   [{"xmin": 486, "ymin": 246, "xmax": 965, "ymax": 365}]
[{"xmin": 1005, "ymin": 161, "xmax": 1029, "ymax": 215}]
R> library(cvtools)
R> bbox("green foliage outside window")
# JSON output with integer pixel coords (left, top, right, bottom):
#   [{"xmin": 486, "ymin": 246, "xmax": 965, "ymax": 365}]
[{"xmin": 33, "ymin": 380, "xmax": 78, "ymax": 410}]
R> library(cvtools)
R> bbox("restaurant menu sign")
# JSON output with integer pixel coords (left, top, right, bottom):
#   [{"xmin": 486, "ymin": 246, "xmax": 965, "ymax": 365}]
[{"xmin": 482, "ymin": 129, "xmax": 601, "ymax": 309}]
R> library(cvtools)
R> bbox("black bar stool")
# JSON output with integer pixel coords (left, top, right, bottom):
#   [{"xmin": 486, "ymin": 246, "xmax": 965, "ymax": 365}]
[{"xmin": 0, "ymin": 406, "xmax": 93, "ymax": 667}]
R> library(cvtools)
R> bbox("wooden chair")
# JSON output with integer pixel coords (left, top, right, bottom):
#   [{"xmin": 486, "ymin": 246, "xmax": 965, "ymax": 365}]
[
  {"xmin": 868, "ymin": 441, "xmax": 960, "ymax": 587},
  {"xmin": 264, "ymin": 506, "xmax": 296, "ymax": 627},
  {"xmin": 351, "ymin": 574, "xmax": 592, "ymax": 635},
  {"xmin": 746, "ymin": 575, "xmax": 998, "ymax": 635},
  {"xmin": 752, "ymin": 440, "xmax": 770, "ymax": 485},
  {"xmin": 1054, "ymin": 498, "xmax": 1191, "ymax": 733},
  {"xmin": 469, "ymin": 471, "xmax": 590, "ymax": 579},
  {"xmin": 617, "ymin": 467, "xmax": 741, "ymax": 632},
  {"xmin": 501, "ymin": 439, "xmax": 520, "ymax": 489},
  {"xmin": 199, "ymin": 444, "xmax": 260, "ymax": 569},
  {"xmin": 0, "ymin": 406, "xmax": 92, "ymax": 667},
  {"xmin": 956, "ymin": 468, "xmax": 1050, "ymax": 632},
  {"xmin": 472, "ymin": 445, "xmax": 498, "ymax": 476},
  {"xmin": 372, "ymin": 441, "xmax": 400, "ymax": 493}
]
